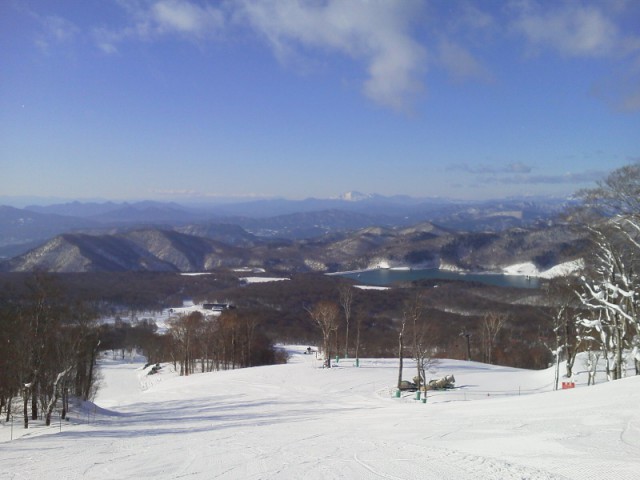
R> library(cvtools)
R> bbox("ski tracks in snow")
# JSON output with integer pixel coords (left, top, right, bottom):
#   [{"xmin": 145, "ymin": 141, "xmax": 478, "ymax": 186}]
[{"xmin": 351, "ymin": 442, "xmax": 566, "ymax": 480}]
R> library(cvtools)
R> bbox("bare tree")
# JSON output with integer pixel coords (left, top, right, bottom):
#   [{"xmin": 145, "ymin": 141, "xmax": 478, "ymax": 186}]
[
  {"xmin": 396, "ymin": 314, "xmax": 407, "ymax": 389},
  {"xmin": 354, "ymin": 310, "xmax": 363, "ymax": 366},
  {"xmin": 584, "ymin": 349, "xmax": 601, "ymax": 386},
  {"xmin": 169, "ymin": 311, "xmax": 204, "ymax": 376},
  {"xmin": 459, "ymin": 329, "xmax": 472, "ymax": 361},
  {"xmin": 21, "ymin": 273, "xmax": 64, "ymax": 428},
  {"xmin": 338, "ymin": 284, "xmax": 353, "ymax": 359},
  {"xmin": 306, "ymin": 301, "xmax": 340, "ymax": 368},
  {"xmin": 546, "ymin": 303, "xmax": 569, "ymax": 390},
  {"xmin": 577, "ymin": 160, "xmax": 640, "ymax": 217},
  {"xmin": 482, "ymin": 312, "xmax": 506, "ymax": 365},
  {"xmin": 1, "ymin": 274, "xmax": 102, "ymax": 428},
  {"xmin": 405, "ymin": 293, "xmax": 428, "ymax": 393},
  {"xmin": 542, "ymin": 279, "xmax": 584, "ymax": 388}
]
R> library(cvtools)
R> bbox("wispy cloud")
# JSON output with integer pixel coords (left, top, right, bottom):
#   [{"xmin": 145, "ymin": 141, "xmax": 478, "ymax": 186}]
[
  {"xmin": 236, "ymin": 0, "xmax": 427, "ymax": 113},
  {"xmin": 150, "ymin": 0, "xmax": 224, "ymax": 36},
  {"xmin": 25, "ymin": 0, "xmax": 640, "ymax": 113},
  {"xmin": 93, "ymin": 0, "xmax": 226, "ymax": 53},
  {"xmin": 448, "ymin": 162, "xmax": 533, "ymax": 174},
  {"xmin": 593, "ymin": 54, "xmax": 640, "ymax": 112},
  {"xmin": 481, "ymin": 170, "xmax": 606, "ymax": 185},
  {"xmin": 512, "ymin": 4, "xmax": 622, "ymax": 57},
  {"xmin": 89, "ymin": 0, "xmax": 428, "ymax": 111},
  {"xmin": 150, "ymin": 189, "xmax": 272, "ymax": 200},
  {"xmin": 450, "ymin": 161, "xmax": 605, "ymax": 186},
  {"xmin": 32, "ymin": 14, "xmax": 79, "ymax": 53},
  {"xmin": 437, "ymin": 40, "xmax": 493, "ymax": 83},
  {"xmin": 510, "ymin": 1, "xmax": 640, "ymax": 111}
]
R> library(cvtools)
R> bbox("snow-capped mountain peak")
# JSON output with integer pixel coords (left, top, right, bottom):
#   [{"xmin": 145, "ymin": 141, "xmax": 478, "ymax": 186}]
[{"xmin": 338, "ymin": 191, "xmax": 372, "ymax": 202}]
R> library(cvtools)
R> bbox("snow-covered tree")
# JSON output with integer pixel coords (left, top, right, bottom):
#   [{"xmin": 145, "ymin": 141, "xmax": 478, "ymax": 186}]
[
  {"xmin": 574, "ymin": 162, "xmax": 640, "ymax": 380},
  {"xmin": 576, "ymin": 224, "xmax": 638, "ymax": 379},
  {"xmin": 543, "ymin": 279, "xmax": 584, "ymax": 386}
]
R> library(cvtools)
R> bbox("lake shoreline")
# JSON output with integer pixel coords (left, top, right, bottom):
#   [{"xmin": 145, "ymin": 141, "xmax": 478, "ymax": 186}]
[{"xmin": 330, "ymin": 266, "xmax": 542, "ymax": 289}]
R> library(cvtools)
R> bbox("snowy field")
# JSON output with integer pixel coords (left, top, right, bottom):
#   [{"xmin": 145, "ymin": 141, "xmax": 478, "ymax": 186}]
[{"xmin": 1, "ymin": 348, "xmax": 639, "ymax": 479}]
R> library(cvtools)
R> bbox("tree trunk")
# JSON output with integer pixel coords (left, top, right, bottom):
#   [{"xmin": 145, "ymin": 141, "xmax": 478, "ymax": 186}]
[
  {"xmin": 5, "ymin": 396, "xmax": 12, "ymax": 423},
  {"xmin": 355, "ymin": 319, "xmax": 361, "ymax": 363},
  {"xmin": 615, "ymin": 317, "xmax": 624, "ymax": 380},
  {"xmin": 324, "ymin": 334, "xmax": 331, "ymax": 368},
  {"xmin": 61, "ymin": 386, "xmax": 68, "ymax": 420},
  {"xmin": 397, "ymin": 330, "xmax": 404, "ymax": 389},
  {"xmin": 344, "ymin": 321, "xmax": 350, "ymax": 359},
  {"xmin": 84, "ymin": 342, "xmax": 99, "ymax": 400},
  {"xmin": 564, "ymin": 320, "xmax": 576, "ymax": 378},
  {"xmin": 23, "ymin": 385, "xmax": 30, "ymax": 429},
  {"xmin": 45, "ymin": 368, "xmax": 71, "ymax": 426},
  {"xmin": 31, "ymin": 387, "xmax": 38, "ymax": 420}
]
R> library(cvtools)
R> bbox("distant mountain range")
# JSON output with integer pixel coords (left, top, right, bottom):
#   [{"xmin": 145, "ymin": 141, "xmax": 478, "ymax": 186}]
[
  {"xmin": 0, "ymin": 193, "xmax": 579, "ymax": 271},
  {"xmin": 0, "ymin": 221, "xmax": 586, "ymax": 275}
]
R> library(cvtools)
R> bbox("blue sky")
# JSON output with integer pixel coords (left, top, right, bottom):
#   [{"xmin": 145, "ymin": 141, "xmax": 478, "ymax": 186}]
[{"xmin": 1, "ymin": 0, "xmax": 639, "ymax": 204}]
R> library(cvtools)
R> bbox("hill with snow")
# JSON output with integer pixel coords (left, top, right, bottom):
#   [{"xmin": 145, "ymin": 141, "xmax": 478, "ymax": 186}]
[{"xmin": 1, "ymin": 348, "xmax": 639, "ymax": 479}]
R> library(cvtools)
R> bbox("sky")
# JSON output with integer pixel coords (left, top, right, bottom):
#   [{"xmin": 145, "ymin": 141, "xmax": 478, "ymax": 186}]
[{"xmin": 1, "ymin": 0, "xmax": 640, "ymax": 205}]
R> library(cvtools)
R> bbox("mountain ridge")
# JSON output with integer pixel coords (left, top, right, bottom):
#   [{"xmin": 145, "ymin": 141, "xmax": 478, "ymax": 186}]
[
  {"xmin": 0, "ymin": 220, "xmax": 585, "ymax": 275},
  {"xmin": 0, "ymin": 195, "xmax": 574, "ymax": 259}
]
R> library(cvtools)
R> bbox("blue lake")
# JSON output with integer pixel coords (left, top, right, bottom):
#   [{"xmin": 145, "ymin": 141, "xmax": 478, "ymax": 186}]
[{"xmin": 338, "ymin": 268, "xmax": 540, "ymax": 289}]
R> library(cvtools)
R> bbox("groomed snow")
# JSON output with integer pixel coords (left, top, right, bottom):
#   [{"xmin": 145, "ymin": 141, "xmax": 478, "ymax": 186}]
[
  {"xmin": 2, "ymin": 349, "xmax": 639, "ymax": 479},
  {"xmin": 240, "ymin": 276, "xmax": 290, "ymax": 283},
  {"xmin": 502, "ymin": 260, "xmax": 584, "ymax": 279},
  {"xmin": 233, "ymin": 268, "xmax": 266, "ymax": 273}
]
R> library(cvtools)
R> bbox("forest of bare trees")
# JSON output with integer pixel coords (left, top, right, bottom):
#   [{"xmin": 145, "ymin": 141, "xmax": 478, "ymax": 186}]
[
  {"xmin": 165, "ymin": 309, "xmax": 283, "ymax": 376},
  {"xmin": 0, "ymin": 273, "xmax": 101, "ymax": 428}
]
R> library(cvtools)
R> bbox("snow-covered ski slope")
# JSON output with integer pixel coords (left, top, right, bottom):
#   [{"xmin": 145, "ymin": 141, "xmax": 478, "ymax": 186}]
[{"xmin": 2, "ymin": 347, "xmax": 639, "ymax": 479}]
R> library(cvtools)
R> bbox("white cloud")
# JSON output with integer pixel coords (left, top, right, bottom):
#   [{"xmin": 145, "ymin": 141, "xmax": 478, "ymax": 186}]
[
  {"xmin": 510, "ymin": 1, "xmax": 640, "ymax": 111},
  {"xmin": 33, "ymin": 0, "xmax": 640, "ymax": 113},
  {"xmin": 595, "ymin": 61, "xmax": 640, "ymax": 112},
  {"xmin": 447, "ymin": 162, "xmax": 532, "ymax": 175},
  {"xmin": 437, "ymin": 40, "xmax": 492, "ymax": 83},
  {"xmin": 42, "ymin": 15, "xmax": 79, "ymax": 42},
  {"xmin": 93, "ymin": 0, "xmax": 226, "ymax": 53},
  {"xmin": 151, "ymin": 0, "xmax": 224, "ymax": 37},
  {"xmin": 512, "ymin": 4, "xmax": 622, "ymax": 57},
  {"xmin": 482, "ymin": 171, "xmax": 606, "ymax": 185},
  {"xmin": 32, "ymin": 14, "xmax": 79, "ymax": 53},
  {"xmin": 236, "ymin": 0, "xmax": 427, "ymax": 112}
]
